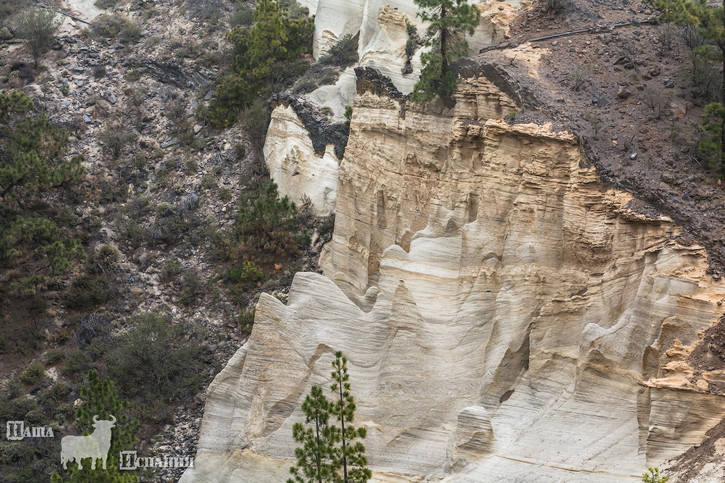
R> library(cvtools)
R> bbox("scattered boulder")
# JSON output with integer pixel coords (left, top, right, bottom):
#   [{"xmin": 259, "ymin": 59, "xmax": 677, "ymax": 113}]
[{"xmin": 616, "ymin": 86, "xmax": 632, "ymax": 100}]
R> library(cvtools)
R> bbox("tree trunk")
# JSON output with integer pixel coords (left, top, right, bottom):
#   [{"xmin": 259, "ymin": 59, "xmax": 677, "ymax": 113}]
[
  {"xmin": 440, "ymin": 5, "xmax": 448, "ymax": 96},
  {"xmin": 315, "ymin": 415, "xmax": 322, "ymax": 483},
  {"xmin": 721, "ymin": 45, "xmax": 724, "ymax": 175},
  {"xmin": 338, "ymin": 379, "xmax": 348, "ymax": 483},
  {"xmin": 720, "ymin": 6, "xmax": 725, "ymax": 176}
]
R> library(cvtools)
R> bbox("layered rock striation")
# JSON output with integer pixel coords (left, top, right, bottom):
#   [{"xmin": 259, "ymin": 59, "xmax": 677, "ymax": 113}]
[
  {"xmin": 184, "ymin": 69, "xmax": 725, "ymax": 482},
  {"xmin": 266, "ymin": 1, "xmax": 523, "ymax": 214}
]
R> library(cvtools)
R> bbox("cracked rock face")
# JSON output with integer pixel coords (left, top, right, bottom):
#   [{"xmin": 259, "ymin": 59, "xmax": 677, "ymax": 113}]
[
  {"xmin": 263, "ymin": 104, "xmax": 340, "ymax": 215},
  {"xmin": 183, "ymin": 74, "xmax": 725, "ymax": 482}
]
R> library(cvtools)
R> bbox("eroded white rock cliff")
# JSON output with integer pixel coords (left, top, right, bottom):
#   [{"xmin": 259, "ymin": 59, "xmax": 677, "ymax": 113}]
[
  {"xmin": 266, "ymin": 0, "xmax": 523, "ymax": 217},
  {"xmin": 184, "ymin": 71, "xmax": 725, "ymax": 482},
  {"xmin": 263, "ymin": 105, "xmax": 339, "ymax": 215}
]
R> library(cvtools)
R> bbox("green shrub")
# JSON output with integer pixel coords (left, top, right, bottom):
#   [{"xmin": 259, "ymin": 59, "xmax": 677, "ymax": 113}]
[
  {"xmin": 0, "ymin": 91, "xmax": 84, "ymax": 292},
  {"xmin": 238, "ymin": 307, "xmax": 255, "ymax": 335},
  {"xmin": 699, "ymin": 102, "xmax": 725, "ymax": 176},
  {"xmin": 280, "ymin": 0, "xmax": 309, "ymax": 18},
  {"xmin": 73, "ymin": 314, "xmax": 110, "ymax": 351},
  {"xmin": 318, "ymin": 213, "xmax": 335, "ymax": 242},
  {"xmin": 50, "ymin": 370, "xmax": 139, "ymax": 481},
  {"xmin": 230, "ymin": 4, "xmax": 254, "ymax": 27},
  {"xmin": 294, "ymin": 67, "xmax": 339, "ymax": 94},
  {"xmin": 229, "ymin": 181, "xmax": 309, "ymax": 265},
  {"xmin": 146, "ymin": 206, "xmax": 193, "ymax": 247},
  {"xmin": 200, "ymin": 50, "xmax": 224, "ymax": 67},
  {"xmin": 156, "ymin": 202, "xmax": 175, "ymax": 217},
  {"xmin": 44, "ymin": 349, "xmax": 64, "ymax": 366},
  {"xmin": 20, "ymin": 362, "xmax": 44, "ymax": 384},
  {"xmin": 0, "ymin": 442, "xmax": 35, "ymax": 467},
  {"xmin": 61, "ymin": 350, "xmax": 91, "ymax": 378},
  {"xmin": 242, "ymin": 98, "xmax": 272, "ymax": 149},
  {"xmin": 94, "ymin": 0, "xmax": 118, "ymax": 9},
  {"xmin": 24, "ymin": 407, "xmax": 45, "ymax": 424},
  {"xmin": 201, "ymin": 175, "xmax": 218, "ymax": 190},
  {"xmin": 0, "ymin": 26, "xmax": 13, "ymax": 41},
  {"xmin": 219, "ymin": 187, "xmax": 233, "ymax": 201},
  {"xmin": 207, "ymin": 0, "xmax": 313, "ymax": 126},
  {"xmin": 319, "ymin": 34, "xmax": 358, "ymax": 67},
  {"xmin": 88, "ymin": 244, "xmax": 119, "ymax": 275},
  {"xmin": 63, "ymin": 274, "xmax": 108, "ymax": 309},
  {"xmin": 227, "ymin": 260, "xmax": 264, "ymax": 288},
  {"xmin": 106, "ymin": 312, "xmax": 205, "ymax": 403},
  {"xmin": 0, "ymin": 317, "xmax": 43, "ymax": 356},
  {"xmin": 28, "ymin": 295, "xmax": 47, "ymax": 315},
  {"xmin": 144, "ymin": 35, "xmax": 161, "ymax": 50},
  {"xmin": 271, "ymin": 57, "xmax": 310, "ymax": 92},
  {"xmin": 179, "ymin": 270, "xmax": 202, "ymax": 306},
  {"xmin": 91, "ymin": 13, "xmax": 141, "ymax": 43},
  {"xmin": 8, "ymin": 397, "xmax": 37, "ymax": 418},
  {"xmin": 124, "ymin": 68, "xmax": 141, "ymax": 81},
  {"xmin": 642, "ymin": 467, "xmax": 668, "ymax": 483},
  {"xmin": 117, "ymin": 217, "xmax": 144, "ymax": 247},
  {"xmin": 15, "ymin": 8, "xmax": 62, "ymax": 67},
  {"xmin": 119, "ymin": 21, "xmax": 142, "ymax": 44},
  {"xmin": 0, "ymin": 0, "xmax": 22, "ymax": 25},
  {"xmin": 163, "ymin": 258, "xmax": 182, "ymax": 279},
  {"xmin": 6, "ymin": 380, "xmax": 21, "ymax": 399},
  {"xmin": 53, "ymin": 402, "xmax": 74, "ymax": 425},
  {"xmin": 99, "ymin": 127, "xmax": 136, "ymax": 159},
  {"xmin": 50, "ymin": 381, "xmax": 71, "ymax": 400}
]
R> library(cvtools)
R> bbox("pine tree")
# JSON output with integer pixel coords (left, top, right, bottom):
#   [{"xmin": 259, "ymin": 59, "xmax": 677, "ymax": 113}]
[
  {"xmin": 329, "ymin": 352, "xmax": 371, "ymax": 483},
  {"xmin": 288, "ymin": 386, "xmax": 336, "ymax": 483},
  {"xmin": 231, "ymin": 181, "xmax": 308, "ymax": 265},
  {"xmin": 209, "ymin": 0, "xmax": 313, "ymax": 126},
  {"xmin": 247, "ymin": 0, "xmax": 288, "ymax": 83},
  {"xmin": 641, "ymin": 466, "xmax": 669, "ymax": 483},
  {"xmin": 700, "ymin": 101, "xmax": 725, "ymax": 172},
  {"xmin": 412, "ymin": 0, "xmax": 480, "ymax": 102},
  {"xmin": 289, "ymin": 353, "xmax": 372, "ymax": 482},
  {"xmin": 0, "ymin": 90, "xmax": 85, "ymax": 289},
  {"xmin": 15, "ymin": 8, "xmax": 62, "ymax": 68},
  {"xmin": 51, "ymin": 371, "xmax": 139, "ymax": 482},
  {"xmin": 654, "ymin": 0, "xmax": 725, "ymax": 176}
]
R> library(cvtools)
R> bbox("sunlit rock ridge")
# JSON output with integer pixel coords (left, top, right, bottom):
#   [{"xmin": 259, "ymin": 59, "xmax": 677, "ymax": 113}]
[{"xmin": 182, "ymin": 59, "xmax": 725, "ymax": 481}]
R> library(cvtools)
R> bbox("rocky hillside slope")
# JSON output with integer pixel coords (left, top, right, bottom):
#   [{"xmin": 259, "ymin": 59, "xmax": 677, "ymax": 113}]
[{"xmin": 0, "ymin": 0, "xmax": 327, "ymax": 480}]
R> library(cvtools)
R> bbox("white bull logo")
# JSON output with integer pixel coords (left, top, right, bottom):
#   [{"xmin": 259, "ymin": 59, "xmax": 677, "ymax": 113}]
[{"xmin": 60, "ymin": 415, "xmax": 116, "ymax": 470}]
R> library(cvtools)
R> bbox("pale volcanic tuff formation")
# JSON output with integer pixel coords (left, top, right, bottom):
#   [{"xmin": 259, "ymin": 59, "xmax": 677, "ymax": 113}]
[
  {"xmin": 182, "ymin": 64, "xmax": 725, "ymax": 481},
  {"xmin": 263, "ymin": 0, "xmax": 520, "ymax": 215}
]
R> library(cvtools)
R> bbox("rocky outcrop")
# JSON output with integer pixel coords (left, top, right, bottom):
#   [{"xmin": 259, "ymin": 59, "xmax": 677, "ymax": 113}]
[
  {"xmin": 128, "ymin": 58, "xmax": 212, "ymax": 90},
  {"xmin": 263, "ymin": 105, "xmax": 341, "ymax": 215},
  {"xmin": 183, "ymin": 67, "xmax": 725, "ymax": 482},
  {"xmin": 266, "ymin": 1, "xmax": 525, "ymax": 217},
  {"xmin": 468, "ymin": 1, "xmax": 519, "ymax": 53},
  {"xmin": 269, "ymin": 94, "xmax": 349, "ymax": 159},
  {"xmin": 263, "ymin": 94, "xmax": 347, "ymax": 214},
  {"xmin": 312, "ymin": 0, "xmax": 419, "ymax": 61}
]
